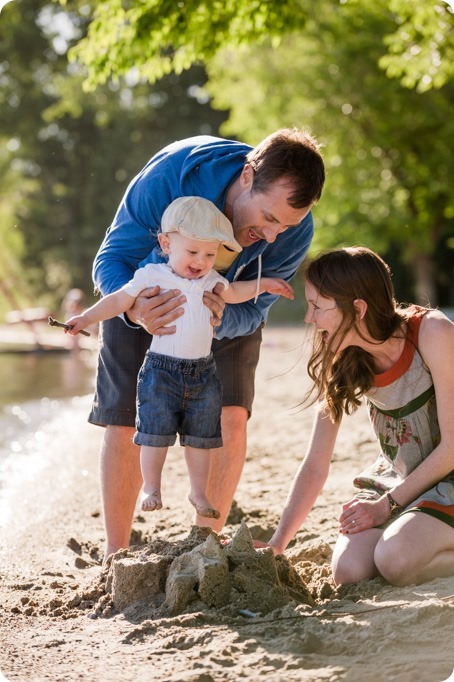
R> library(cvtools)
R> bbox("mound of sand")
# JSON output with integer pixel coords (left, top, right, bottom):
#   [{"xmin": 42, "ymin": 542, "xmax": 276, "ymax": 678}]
[{"xmin": 95, "ymin": 523, "xmax": 315, "ymax": 618}]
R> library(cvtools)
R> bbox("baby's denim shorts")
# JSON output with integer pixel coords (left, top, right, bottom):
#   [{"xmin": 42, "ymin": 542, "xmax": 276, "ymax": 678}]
[
  {"xmin": 88, "ymin": 317, "xmax": 263, "ymax": 428},
  {"xmin": 133, "ymin": 351, "xmax": 223, "ymax": 449}
]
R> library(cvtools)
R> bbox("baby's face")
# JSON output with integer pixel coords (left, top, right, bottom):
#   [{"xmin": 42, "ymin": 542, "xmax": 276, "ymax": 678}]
[{"xmin": 161, "ymin": 232, "xmax": 220, "ymax": 279}]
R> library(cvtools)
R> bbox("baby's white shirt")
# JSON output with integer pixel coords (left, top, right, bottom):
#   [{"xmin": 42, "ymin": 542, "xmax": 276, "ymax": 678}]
[{"xmin": 121, "ymin": 263, "xmax": 229, "ymax": 359}]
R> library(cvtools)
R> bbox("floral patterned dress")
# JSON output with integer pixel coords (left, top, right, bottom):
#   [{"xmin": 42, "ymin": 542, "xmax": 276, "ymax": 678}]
[{"xmin": 353, "ymin": 306, "xmax": 454, "ymax": 527}]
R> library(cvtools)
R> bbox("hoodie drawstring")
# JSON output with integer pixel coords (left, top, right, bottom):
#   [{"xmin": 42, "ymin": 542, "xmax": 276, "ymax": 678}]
[{"xmin": 253, "ymin": 254, "xmax": 262, "ymax": 304}]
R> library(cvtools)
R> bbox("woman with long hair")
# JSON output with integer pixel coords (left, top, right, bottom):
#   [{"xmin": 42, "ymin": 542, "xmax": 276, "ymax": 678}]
[{"xmin": 264, "ymin": 247, "xmax": 454, "ymax": 586}]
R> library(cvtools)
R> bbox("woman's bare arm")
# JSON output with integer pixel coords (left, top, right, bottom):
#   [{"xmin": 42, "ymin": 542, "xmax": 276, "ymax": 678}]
[{"xmin": 266, "ymin": 407, "xmax": 341, "ymax": 554}]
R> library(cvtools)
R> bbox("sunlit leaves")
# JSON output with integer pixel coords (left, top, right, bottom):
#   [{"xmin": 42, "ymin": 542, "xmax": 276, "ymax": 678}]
[
  {"xmin": 65, "ymin": 0, "xmax": 454, "ymax": 94},
  {"xmin": 68, "ymin": 0, "xmax": 307, "ymax": 90},
  {"xmin": 1, "ymin": 0, "xmax": 228, "ymax": 305},
  {"xmin": 380, "ymin": 0, "xmax": 454, "ymax": 92},
  {"xmin": 204, "ymin": 0, "xmax": 453, "ymax": 303}
]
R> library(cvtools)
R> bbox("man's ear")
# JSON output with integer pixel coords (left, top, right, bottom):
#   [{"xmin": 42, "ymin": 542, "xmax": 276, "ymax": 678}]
[
  {"xmin": 240, "ymin": 163, "xmax": 255, "ymax": 190},
  {"xmin": 158, "ymin": 232, "xmax": 171, "ymax": 254},
  {"xmin": 353, "ymin": 298, "xmax": 367, "ymax": 320}
]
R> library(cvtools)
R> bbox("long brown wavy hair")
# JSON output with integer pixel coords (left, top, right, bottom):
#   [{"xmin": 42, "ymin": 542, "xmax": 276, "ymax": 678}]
[{"xmin": 304, "ymin": 247, "xmax": 408, "ymax": 422}]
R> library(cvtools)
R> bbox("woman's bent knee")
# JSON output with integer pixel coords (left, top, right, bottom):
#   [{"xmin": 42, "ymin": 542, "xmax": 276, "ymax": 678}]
[
  {"xmin": 374, "ymin": 539, "xmax": 414, "ymax": 586},
  {"xmin": 331, "ymin": 534, "xmax": 380, "ymax": 585},
  {"xmin": 331, "ymin": 556, "xmax": 378, "ymax": 586}
]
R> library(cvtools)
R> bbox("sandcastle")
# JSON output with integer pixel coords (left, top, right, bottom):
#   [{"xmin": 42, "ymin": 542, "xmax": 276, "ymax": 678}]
[{"xmin": 105, "ymin": 521, "xmax": 315, "ymax": 617}]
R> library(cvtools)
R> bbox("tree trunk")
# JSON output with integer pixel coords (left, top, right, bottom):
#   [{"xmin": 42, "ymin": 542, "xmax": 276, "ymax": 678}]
[{"xmin": 411, "ymin": 251, "xmax": 437, "ymax": 308}]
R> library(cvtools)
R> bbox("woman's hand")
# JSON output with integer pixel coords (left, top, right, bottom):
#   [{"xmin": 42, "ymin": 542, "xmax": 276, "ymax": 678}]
[
  {"xmin": 126, "ymin": 286, "xmax": 186, "ymax": 335},
  {"xmin": 252, "ymin": 539, "xmax": 283, "ymax": 556},
  {"xmin": 338, "ymin": 495, "xmax": 390, "ymax": 534},
  {"xmin": 203, "ymin": 282, "xmax": 226, "ymax": 331}
]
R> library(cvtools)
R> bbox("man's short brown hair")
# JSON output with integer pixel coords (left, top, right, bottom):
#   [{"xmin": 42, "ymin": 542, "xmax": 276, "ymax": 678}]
[{"xmin": 246, "ymin": 127, "xmax": 325, "ymax": 208}]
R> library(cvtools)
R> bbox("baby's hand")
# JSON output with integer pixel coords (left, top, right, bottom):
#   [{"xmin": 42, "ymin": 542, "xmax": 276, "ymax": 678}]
[
  {"xmin": 261, "ymin": 278, "xmax": 294, "ymax": 300},
  {"xmin": 65, "ymin": 315, "xmax": 88, "ymax": 335}
]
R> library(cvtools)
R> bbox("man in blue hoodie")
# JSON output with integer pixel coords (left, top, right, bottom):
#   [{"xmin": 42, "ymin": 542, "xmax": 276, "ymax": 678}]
[{"xmin": 89, "ymin": 128, "xmax": 325, "ymax": 559}]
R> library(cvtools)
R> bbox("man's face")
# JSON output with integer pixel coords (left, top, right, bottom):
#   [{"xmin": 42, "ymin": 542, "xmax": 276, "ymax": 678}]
[{"xmin": 230, "ymin": 167, "xmax": 313, "ymax": 248}]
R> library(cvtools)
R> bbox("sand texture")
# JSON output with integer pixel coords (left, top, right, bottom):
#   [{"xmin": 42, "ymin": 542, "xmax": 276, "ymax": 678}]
[{"xmin": 0, "ymin": 327, "xmax": 453, "ymax": 682}]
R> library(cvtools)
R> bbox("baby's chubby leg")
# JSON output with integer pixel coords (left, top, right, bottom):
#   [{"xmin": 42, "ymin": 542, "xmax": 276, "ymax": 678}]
[
  {"xmin": 185, "ymin": 445, "xmax": 220, "ymax": 519},
  {"xmin": 140, "ymin": 445, "xmax": 167, "ymax": 512}
]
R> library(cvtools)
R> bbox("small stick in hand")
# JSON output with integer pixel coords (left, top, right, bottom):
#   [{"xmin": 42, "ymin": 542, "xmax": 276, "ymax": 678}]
[{"xmin": 48, "ymin": 316, "xmax": 91, "ymax": 337}]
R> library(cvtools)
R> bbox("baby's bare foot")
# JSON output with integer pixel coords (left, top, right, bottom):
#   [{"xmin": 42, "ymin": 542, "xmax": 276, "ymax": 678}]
[
  {"xmin": 141, "ymin": 490, "xmax": 163, "ymax": 512},
  {"xmin": 188, "ymin": 494, "xmax": 220, "ymax": 519}
]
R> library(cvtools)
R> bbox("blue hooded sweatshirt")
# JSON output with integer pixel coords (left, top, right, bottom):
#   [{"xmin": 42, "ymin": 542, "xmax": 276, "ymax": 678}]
[{"xmin": 93, "ymin": 135, "xmax": 314, "ymax": 340}]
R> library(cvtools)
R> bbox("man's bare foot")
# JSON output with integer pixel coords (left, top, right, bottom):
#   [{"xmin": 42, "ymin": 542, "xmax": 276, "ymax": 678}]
[
  {"xmin": 141, "ymin": 490, "xmax": 163, "ymax": 512},
  {"xmin": 188, "ymin": 494, "xmax": 220, "ymax": 519}
]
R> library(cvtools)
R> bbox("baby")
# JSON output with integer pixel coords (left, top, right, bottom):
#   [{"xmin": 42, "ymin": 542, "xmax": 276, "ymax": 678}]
[{"xmin": 66, "ymin": 197, "xmax": 294, "ymax": 519}]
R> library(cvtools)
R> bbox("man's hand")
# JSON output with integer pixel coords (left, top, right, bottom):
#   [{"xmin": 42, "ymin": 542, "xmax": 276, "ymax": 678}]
[
  {"xmin": 126, "ymin": 286, "xmax": 186, "ymax": 335},
  {"xmin": 203, "ymin": 282, "xmax": 226, "ymax": 330}
]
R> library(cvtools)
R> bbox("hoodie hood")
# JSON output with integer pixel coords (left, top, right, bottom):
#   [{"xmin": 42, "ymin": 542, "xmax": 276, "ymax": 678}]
[{"xmin": 179, "ymin": 136, "xmax": 252, "ymax": 210}]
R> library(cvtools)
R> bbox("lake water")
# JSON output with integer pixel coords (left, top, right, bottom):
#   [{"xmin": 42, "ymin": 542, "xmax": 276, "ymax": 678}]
[
  {"xmin": 0, "ymin": 349, "xmax": 97, "ymax": 525},
  {"xmin": 0, "ymin": 349, "xmax": 97, "ymax": 410}
]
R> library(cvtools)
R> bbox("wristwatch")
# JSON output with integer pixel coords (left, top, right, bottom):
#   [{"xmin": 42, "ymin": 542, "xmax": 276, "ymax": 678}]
[{"xmin": 386, "ymin": 492, "xmax": 403, "ymax": 517}]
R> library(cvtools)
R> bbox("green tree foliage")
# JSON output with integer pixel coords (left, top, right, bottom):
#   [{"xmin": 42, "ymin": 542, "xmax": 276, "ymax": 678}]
[
  {"xmin": 69, "ymin": 0, "xmax": 308, "ymax": 90},
  {"xmin": 63, "ymin": 0, "xmax": 453, "ymax": 303},
  {"xmin": 2, "ymin": 0, "xmax": 453, "ymax": 314},
  {"xmin": 379, "ymin": 0, "xmax": 454, "ymax": 92},
  {"xmin": 0, "ymin": 0, "xmax": 227, "ymax": 310},
  {"xmin": 68, "ymin": 0, "xmax": 453, "ymax": 93},
  {"xmin": 206, "ymin": 0, "xmax": 453, "ymax": 305}
]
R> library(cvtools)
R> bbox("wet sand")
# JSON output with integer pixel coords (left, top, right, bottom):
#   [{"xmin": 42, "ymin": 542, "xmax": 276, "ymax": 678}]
[{"xmin": 0, "ymin": 327, "xmax": 453, "ymax": 682}]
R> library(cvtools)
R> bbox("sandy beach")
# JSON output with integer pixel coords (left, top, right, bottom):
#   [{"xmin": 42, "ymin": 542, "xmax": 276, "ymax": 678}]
[{"xmin": 0, "ymin": 326, "xmax": 453, "ymax": 682}]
